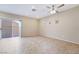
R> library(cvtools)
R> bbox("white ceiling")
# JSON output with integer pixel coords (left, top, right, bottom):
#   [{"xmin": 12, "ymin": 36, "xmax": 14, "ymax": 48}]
[{"xmin": 0, "ymin": 4, "xmax": 78, "ymax": 19}]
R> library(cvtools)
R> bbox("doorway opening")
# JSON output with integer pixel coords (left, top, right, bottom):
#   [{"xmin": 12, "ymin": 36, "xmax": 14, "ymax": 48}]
[{"xmin": 12, "ymin": 20, "xmax": 21, "ymax": 38}]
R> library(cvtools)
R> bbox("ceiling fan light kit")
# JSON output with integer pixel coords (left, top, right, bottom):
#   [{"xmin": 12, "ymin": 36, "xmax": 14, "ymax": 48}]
[
  {"xmin": 50, "ymin": 10, "xmax": 56, "ymax": 14},
  {"xmin": 47, "ymin": 4, "xmax": 64, "ymax": 14}
]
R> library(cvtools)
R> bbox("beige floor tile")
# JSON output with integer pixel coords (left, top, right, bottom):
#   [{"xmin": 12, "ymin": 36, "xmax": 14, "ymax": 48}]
[{"xmin": 0, "ymin": 36, "xmax": 79, "ymax": 54}]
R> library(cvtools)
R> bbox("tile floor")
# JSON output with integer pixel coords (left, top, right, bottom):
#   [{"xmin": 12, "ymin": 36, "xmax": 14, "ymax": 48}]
[{"xmin": 0, "ymin": 36, "xmax": 79, "ymax": 54}]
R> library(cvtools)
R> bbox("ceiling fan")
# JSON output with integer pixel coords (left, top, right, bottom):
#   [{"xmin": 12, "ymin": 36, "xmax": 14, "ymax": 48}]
[{"xmin": 47, "ymin": 4, "xmax": 64, "ymax": 14}]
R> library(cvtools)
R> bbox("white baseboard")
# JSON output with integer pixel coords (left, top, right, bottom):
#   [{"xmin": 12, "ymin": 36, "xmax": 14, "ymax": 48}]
[{"xmin": 40, "ymin": 34, "xmax": 79, "ymax": 45}]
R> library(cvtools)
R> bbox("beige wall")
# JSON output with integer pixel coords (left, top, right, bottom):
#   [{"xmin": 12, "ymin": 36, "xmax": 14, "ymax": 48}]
[
  {"xmin": 40, "ymin": 6, "xmax": 79, "ymax": 44},
  {"xmin": 21, "ymin": 17, "xmax": 39, "ymax": 37}
]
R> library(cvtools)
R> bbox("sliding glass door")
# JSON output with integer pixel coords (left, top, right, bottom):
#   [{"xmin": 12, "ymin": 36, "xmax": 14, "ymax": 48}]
[
  {"xmin": 0, "ymin": 18, "xmax": 21, "ymax": 38},
  {"xmin": 1, "ymin": 19, "xmax": 12, "ymax": 38},
  {"xmin": 0, "ymin": 19, "xmax": 1, "ymax": 38}
]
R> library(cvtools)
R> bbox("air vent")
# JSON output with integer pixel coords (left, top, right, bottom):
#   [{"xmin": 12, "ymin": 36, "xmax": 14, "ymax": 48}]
[
  {"xmin": 32, "ymin": 9, "xmax": 36, "ymax": 11},
  {"xmin": 32, "ymin": 6, "xmax": 36, "ymax": 12}
]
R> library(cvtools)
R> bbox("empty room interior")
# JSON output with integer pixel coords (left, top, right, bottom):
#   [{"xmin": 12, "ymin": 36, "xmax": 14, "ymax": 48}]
[{"xmin": 0, "ymin": 4, "xmax": 79, "ymax": 54}]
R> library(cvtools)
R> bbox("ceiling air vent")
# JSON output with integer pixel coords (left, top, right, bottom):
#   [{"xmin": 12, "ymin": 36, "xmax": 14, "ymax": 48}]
[
  {"xmin": 32, "ymin": 8, "xmax": 36, "ymax": 11},
  {"xmin": 32, "ymin": 6, "xmax": 36, "ymax": 12}
]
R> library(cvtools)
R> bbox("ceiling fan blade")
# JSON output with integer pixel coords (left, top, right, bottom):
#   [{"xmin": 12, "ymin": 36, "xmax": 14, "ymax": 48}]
[{"xmin": 57, "ymin": 4, "xmax": 64, "ymax": 8}]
